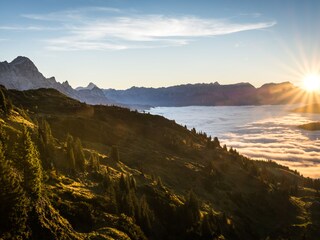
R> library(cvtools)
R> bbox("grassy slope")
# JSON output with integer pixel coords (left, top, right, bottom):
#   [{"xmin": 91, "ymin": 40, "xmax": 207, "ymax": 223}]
[{"xmin": 2, "ymin": 87, "xmax": 320, "ymax": 239}]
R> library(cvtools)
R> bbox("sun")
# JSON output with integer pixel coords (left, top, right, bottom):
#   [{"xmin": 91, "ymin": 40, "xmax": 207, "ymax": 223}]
[{"xmin": 302, "ymin": 74, "xmax": 320, "ymax": 92}]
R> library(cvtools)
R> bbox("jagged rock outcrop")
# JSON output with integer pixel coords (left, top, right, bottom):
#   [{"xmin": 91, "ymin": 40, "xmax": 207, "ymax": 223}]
[{"xmin": 0, "ymin": 56, "xmax": 111, "ymax": 105}]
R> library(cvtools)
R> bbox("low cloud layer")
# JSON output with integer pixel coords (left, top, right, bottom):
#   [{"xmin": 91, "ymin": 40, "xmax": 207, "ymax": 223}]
[
  {"xmin": 221, "ymin": 115, "xmax": 320, "ymax": 178},
  {"xmin": 150, "ymin": 105, "xmax": 320, "ymax": 178},
  {"xmin": 5, "ymin": 7, "xmax": 277, "ymax": 51}
]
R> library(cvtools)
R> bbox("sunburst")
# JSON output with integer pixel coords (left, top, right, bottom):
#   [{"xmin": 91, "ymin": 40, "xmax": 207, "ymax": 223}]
[{"xmin": 302, "ymin": 74, "xmax": 320, "ymax": 92}]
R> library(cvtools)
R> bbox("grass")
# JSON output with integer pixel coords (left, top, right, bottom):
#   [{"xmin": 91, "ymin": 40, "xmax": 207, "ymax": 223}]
[{"xmin": 1, "ymin": 86, "xmax": 320, "ymax": 239}]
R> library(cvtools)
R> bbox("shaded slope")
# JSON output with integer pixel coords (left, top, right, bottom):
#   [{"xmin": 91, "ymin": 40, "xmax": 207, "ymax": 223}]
[{"xmin": 1, "ymin": 86, "xmax": 320, "ymax": 240}]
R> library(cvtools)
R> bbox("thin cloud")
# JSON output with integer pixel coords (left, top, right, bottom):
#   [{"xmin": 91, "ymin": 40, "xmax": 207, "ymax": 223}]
[
  {"xmin": 0, "ymin": 25, "xmax": 59, "ymax": 31},
  {"xmin": 22, "ymin": 7, "xmax": 121, "ymax": 21},
  {"xmin": 19, "ymin": 8, "xmax": 276, "ymax": 51},
  {"xmin": 0, "ymin": 26, "xmax": 40, "ymax": 30}
]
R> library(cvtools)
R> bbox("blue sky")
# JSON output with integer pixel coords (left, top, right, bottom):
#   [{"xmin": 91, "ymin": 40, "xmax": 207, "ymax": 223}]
[{"xmin": 1, "ymin": 0, "xmax": 319, "ymax": 89}]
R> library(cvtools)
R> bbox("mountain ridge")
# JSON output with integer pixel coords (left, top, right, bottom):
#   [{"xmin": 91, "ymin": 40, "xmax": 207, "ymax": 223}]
[
  {"xmin": 0, "ymin": 56, "xmax": 112, "ymax": 105},
  {"xmin": 0, "ymin": 56, "xmax": 313, "ymax": 108}
]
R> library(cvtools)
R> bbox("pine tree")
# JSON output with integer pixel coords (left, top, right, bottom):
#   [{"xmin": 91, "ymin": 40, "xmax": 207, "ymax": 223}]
[
  {"xmin": 137, "ymin": 195, "xmax": 154, "ymax": 235},
  {"xmin": 201, "ymin": 213, "xmax": 216, "ymax": 239},
  {"xmin": 74, "ymin": 137, "xmax": 85, "ymax": 171},
  {"xmin": 156, "ymin": 176, "xmax": 164, "ymax": 188},
  {"xmin": 111, "ymin": 145, "xmax": 120, "ymax": 162},
  {"xmin": 213, "ymin": 137, "xmax": 220, "ymax": 148},
  {"xmin": 37, "ymin": 119, "xmax": 54, "ymax": 169},
  {"xmin": 89, "ymin": 152, "xmax": 99, "ymax": 171},
  {"xmin": 119, "ymin": 173, "xmax": 129, "ymax": 193},
  {"xmin": 0, "ymin": 144, "xmax": 29, "ymax": 236},
  {"xmin": 68, "ymin": 148, "xmax": 76, "ymax": 169},
  {"xmin": 130, "ymin": 175, "xmax": 137, "ymax": 190},
  {"xmin": 0, "ymin": 88, "xmax": 8, "ymax": 114},
  {"xmin": 21, "ymin": 127, "xmax": 42, "ymax": 199},
  {"xmin": 66, "ymin": 134, "xmax": 75, "ymax": 169},
  {"xmin": 66, "ymin": 133, "xmax": 73, "ymax": 151},
  {"xmin": 184, "ymin": 191, "xmax": 201, "ymax": 227},
  {"xmin": 0, "ymin": 125, "xmax": 8, "ymax": 156}
]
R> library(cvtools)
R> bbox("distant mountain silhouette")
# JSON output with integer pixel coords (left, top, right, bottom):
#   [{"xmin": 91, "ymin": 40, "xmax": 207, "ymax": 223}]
[
  {"xmin": 104, "ymin": 81, "xmax": 307, "ymax": 107},
  {"xmin": 76, "ymin": 82, "xmax": 97, "ymax": 90},
  {"xmin": 0, "ymin": 56, "xmax": 311, "ymax": 108}
]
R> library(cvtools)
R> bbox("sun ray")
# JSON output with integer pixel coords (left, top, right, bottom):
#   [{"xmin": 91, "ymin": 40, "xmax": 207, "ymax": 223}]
[{"xmin": 302, "ymin": 74, "xmax": 320, "ymax": 92}]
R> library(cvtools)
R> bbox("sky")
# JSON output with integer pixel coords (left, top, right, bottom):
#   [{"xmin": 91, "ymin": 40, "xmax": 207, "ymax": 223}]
[{"xmin": 1, "ymin": 0, "xmax": 320, "ymax": 89}]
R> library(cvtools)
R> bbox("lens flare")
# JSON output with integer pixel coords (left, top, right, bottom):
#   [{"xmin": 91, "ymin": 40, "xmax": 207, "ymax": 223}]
[{"xmin": 302, "ymin": 74, "xmax": 320, "ymax": 92}]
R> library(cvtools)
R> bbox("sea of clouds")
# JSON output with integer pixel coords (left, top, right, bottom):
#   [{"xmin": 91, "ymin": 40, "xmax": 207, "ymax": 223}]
[{"xmin": 149, "ymin": 105, "xmax": 320, "ymax": 178}]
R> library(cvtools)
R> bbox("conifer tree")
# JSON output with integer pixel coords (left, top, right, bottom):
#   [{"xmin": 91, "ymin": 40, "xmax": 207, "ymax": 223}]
[
  {"xmin": 137, "ymin": 195, "xmax": 154, "ymax": 235},
  {"xmin": 130, "ymin": 176, "xmax": 137, "ymax": 190},
  {"xmin": 66, "ymin": 134, "xmax": 75, "ymax": 169},
  {"xmin": 38, "ymin": 118, "xmax": 54, "ymax": 169},
  {"xmin": 21, "ymin": 127, "xmax": 42, "ymax": 199},
  {"xmin": 0, "ymin": 144, "xmax": 29, "ymax": 236},
  {"xmin": 38, "ymin": 118, "xmax": 53, "ymax": 145},
  {"xmin": 184, "ymin": 191, "xmax": 201, "ymax": 227},
  {"xmin": 0, "ymin": 125, "xmax": 8, "ymax": 156},
  {"xmin": 201, "ymin": 212, "xmax": 216, "ymax": 238},
  {"xmin": 213, "ymin": 137, "xmax": 220, "ymax": 148},
  {"xmin": 68, "ymin": 148, "xmax": 76, "ymax": 169},
  {"xmin": 89, "ymin": 152, "xmax": 99, "ymax": 171},
  {"xmin": 74, "ymin": 137, "xmax": 85, "ymax": 171},
  {"xmin": 119, "ymin": 173, "xmax": 129, "ymax": 193},
  {"xmin": 0, "ymin": 88, "xmax": 7, "ymax": 114},
  {"xmin": 111, "ymin": 145, "xmax": 120, "ymax": 162}
]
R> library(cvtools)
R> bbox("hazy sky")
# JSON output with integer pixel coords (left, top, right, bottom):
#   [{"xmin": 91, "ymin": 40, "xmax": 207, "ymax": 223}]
[{"xmin": 1, "ymin": 0, "xmax": 320, "ymax": 89}]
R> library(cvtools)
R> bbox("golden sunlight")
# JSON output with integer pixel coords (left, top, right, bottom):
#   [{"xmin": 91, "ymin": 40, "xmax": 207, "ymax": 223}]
[{"xmin": 302, "ymin": 74, "xmax": 320, "ymax": 92}]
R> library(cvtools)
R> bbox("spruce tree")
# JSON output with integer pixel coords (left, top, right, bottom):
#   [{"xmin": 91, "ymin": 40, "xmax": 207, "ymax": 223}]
[
  {"xmin": 21, "ymin": 127, "xmax": 42, "ymax": 199},
  {"xmin": 66, "ymin": 134, "xmax": 75, "ymax": 169},
  {"xmin": 37, "ymin": 119, "xmax": 54, "ymax": 169},
  {"xmin": 74, "ymin": 137, "xmax": 85, "ymax": 171},
  {"xmin": 89, "ymin": 152, "xmax": 99, "ymax": 171},
  {"xmin": 213, "ymin": 137, "xmax": 220, "ymax": 148},
  {"xmin": 0, "ymin": 125, "xmax": 8, "ymax": 156},
  {"xmin": 184, "ymin": 191, "xmax": 201, "ymax": 227},
  {"xmin": 111, "ymin": 145, "xmax": 120, "ymax": 162},
  {"xmin": 137, "ymin": 195, "xmax": 153, "ymax": 235},
  {"xmin": 0, "ymin": 144, "xmax": 29, "ymax": 236},
  {"xmin": 68, "ymin": 148, "xmax": 76, "ymax": 169},
  {"xmin": 0, "ymin": 88, "xmax": 7, "ymax": 114},
  {"xmin": 119, "ymin": 173, "xmax": 129, "ymax": 193}
]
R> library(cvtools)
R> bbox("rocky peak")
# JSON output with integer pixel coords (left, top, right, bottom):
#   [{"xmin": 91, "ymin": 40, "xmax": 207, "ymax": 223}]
[
  {"xmin": 87, "ymin": 82, "xmax": 97, "ymax": 89},
  {"xmin": 10, "ymin": 56, "xmax": 38, "ymax": 72},
  {"xmin": 62, "ymin": 81, "xmax": 72, "ymax": 88}
]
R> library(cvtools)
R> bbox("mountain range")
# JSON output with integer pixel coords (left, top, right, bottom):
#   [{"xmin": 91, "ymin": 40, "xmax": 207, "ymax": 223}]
[
  {"xmin": 0, "ymin": 56, "xmax": 311, "ymax": 108},
  {"xmin": 0, "ymin": 56, "xmax": 110, "ymax": 105}
]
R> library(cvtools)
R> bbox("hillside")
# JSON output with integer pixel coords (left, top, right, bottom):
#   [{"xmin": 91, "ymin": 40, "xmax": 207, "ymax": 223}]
[{"xmin": 0, "ymin": 86, "xmax": 320, "ymax": 239}]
